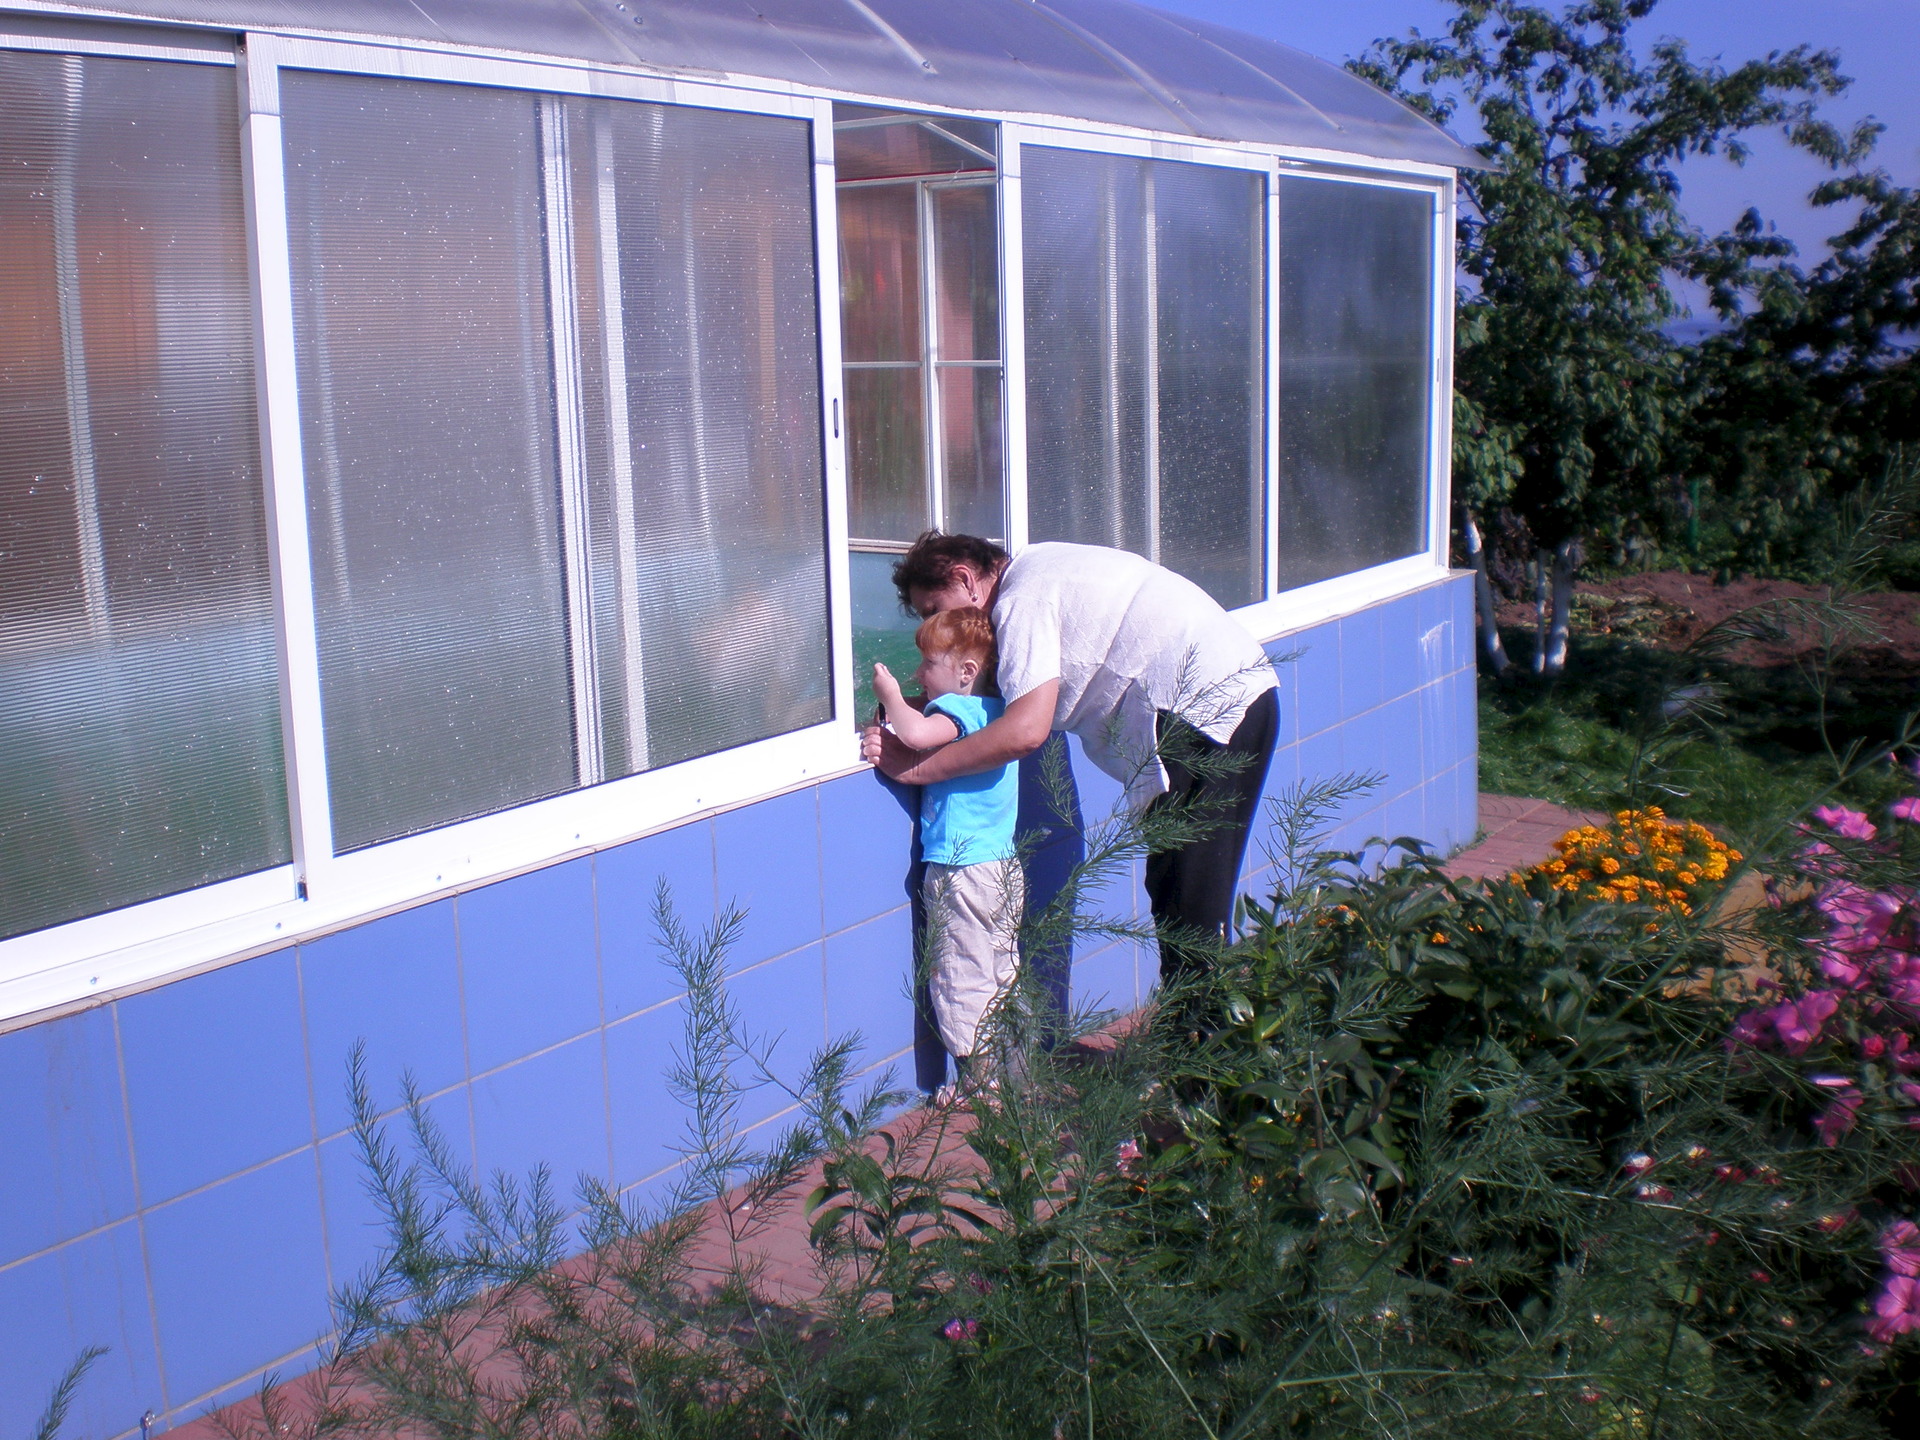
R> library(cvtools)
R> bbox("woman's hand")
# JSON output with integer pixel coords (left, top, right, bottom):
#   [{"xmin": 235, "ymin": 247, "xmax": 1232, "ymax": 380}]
[{"xmin": 862, "ymin": 722, "xmax": 914, "ymax": 775}]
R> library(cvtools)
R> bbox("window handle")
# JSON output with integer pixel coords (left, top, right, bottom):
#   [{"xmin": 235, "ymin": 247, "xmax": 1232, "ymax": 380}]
[{"xmin": 833, "ymin": 397, "xmax": 840, "ymax": 438}]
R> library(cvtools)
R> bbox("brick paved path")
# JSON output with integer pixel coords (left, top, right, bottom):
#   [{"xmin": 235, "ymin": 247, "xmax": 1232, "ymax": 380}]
[{"xmin": 1444, "ymin": 792, "xmax": 1607, "ymax": 882}]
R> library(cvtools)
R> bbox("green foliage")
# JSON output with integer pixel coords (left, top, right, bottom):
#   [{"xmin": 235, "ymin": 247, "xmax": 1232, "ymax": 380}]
[
  {"xmin": 1354, "ymin": 0, "xmax": 1861, "ymax": 552},
  {"xmin": 1684, "ymin": 184, "xmax": 1920, "ymax": 571},
  {"xmin": 208, "ymin": 768, "xmax": 1920, "ymax": 1440},
  {"xmin": 27, "ymin": 1349, "xmax": 103, "ymax": 1440}
]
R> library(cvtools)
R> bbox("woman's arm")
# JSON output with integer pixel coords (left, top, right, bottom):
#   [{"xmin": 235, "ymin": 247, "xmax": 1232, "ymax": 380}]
[
  {"xmin": 862, "ymin": 680, "xmax": 1058, "ymax": 784},
  {"xmin": 872, "ymin": 663, "xmax": 962, "ymax": 750}
]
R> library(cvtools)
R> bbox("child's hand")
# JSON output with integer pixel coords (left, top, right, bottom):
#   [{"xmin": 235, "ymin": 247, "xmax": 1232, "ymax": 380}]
[{"xmin": 872, "ymin": 662, "xmax": 904, "ymax": 717}]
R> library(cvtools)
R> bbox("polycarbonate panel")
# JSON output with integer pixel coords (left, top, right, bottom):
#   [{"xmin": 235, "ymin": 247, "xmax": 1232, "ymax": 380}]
[
  {"xmin": 0, "ymin": 51, "xmax": 286, "ymax": 941},
  {"xmin": 939, "ymin": 365, "xmax": 1004, "ymax": 539},
  {"xmin": 1023, "ymin": 148, "xmax": 1264, "ymax": 606},
  {"xmin": 568, "ymin": 98, "xmax": 830, "ymax": 770},
  {"xmin": 283, "ymin": 70, "xmax": 578, "ymax": 851},
  {"xmin": 1275, "ymin": 177, "xmax": 1434, "ymax": 592},
  {"xmin": 1152, "ymin": 161, "xmax": 1264, "ymax": 608},
  {"xmin": 845, "ymin": 366, "xmax": 927, "ymax": 541},
  {"xmin": 837, "ymin": 182, "xmax": 920, "ymax": 363},
  {"xmin": 932, "ymin": 182, "xmax": 998, "ymax": 362},
  {"xmin": 1022, "ymin": 148, "xmax": 1150, "ymax": 557},
  {"xmin": 80, "ymin": 1, "xmax": 1481, "ymax": 166}
]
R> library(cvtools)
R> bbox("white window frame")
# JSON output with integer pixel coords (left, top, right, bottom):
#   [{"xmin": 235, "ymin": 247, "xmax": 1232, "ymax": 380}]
[
  {"xmin": 0, "ymin": 27, "xmax": 857, "ymax": 1027},
  {"xmin": 1002, "ymin": 125, "xmax": 1455, "ymax": 644},
  {"xmin": 0, "ymin": 11, "xmax": 1459, "ymax": 1030},
  {"xmin": 1233, "ymin": 165, "xmax": 1456, "ymax": 643}
]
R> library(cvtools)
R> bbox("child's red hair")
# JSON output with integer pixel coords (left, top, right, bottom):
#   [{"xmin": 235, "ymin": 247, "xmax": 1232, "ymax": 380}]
[{"xmin": 915, "ymin": 606, "xmax": 998, "ymax": 692}]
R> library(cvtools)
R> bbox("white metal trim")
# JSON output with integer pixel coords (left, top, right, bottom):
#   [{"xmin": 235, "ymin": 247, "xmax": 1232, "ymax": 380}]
[
  {"xmin": 0, "ymin": 867, "xmax": 296, "ymax": 1004},
  {"xmin": 1433, "ymin": 176, "xmax": 1459, "ymax": 569},
  {"xmin": 0, "ymin": 19, "xmax": 233, "ymax": 64},
  {"xmin": 239, "ymin": 34, "xmax": 334, "ymax": 901},
  {"xmin": 0, "ymin": 720, "xmax": 859, "ymax": 1029},
  {"xmin": 538, "ymin": 94, "xmax": 607, "ymax": 788},
  {"xmin": 812, "ymin": 97, "xmax": 858, "ymax": 733},
  {"xmin": 1232, "ymin": 554, "xmax": 1455, "ymax": 645},
  {"xmin": 1263, "ymin": 154, "xmax": 1282, "ymax": 599},
  {"xmin": 999, "ymin": 126, "xmax": 1029, "ymax": 553},
  {"xmin": 260, "ymin": 31, "xmax": 812, "ymax": 121}
]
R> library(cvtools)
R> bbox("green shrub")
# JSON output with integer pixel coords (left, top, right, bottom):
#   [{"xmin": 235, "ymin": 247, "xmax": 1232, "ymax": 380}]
[{"xmin": 212, "ymin": 775, "xmax": 1920, "ymax": 1440}]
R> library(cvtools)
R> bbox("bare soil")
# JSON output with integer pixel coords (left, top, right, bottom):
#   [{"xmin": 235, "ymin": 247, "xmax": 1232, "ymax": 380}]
[{"xmin": 1494, "ymin": 569, "xmax": 1920, "ymax": 676}]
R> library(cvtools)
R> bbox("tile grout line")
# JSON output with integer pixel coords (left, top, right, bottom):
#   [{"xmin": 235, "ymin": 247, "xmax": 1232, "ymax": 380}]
[
  {"xmin": 452, "ymin": 896, "xmax": 479, "ymax": 1182},
  {"xmin": 591, "ymin": 852, "xmax": 615, "ymax": 1187},
  {"xmin": 292, "ymin": 947, "xmax": 335, "ymax": 1300},
  {"xmin": 814, "ymin": 787, "xmax": 828, "ymax": 1050},
  {"xmin": 160, "ymin": 1335, "xmax": 334, "ymax": 1432},
  {"xmin": 111, "ymin": 999, "xmax": 172, "ymax": 1421}
]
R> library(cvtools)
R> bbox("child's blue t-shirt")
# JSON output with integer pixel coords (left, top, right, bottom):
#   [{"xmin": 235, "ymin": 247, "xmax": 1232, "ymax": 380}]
[{"xmin": 918, "ymin": 694, "xmax": 1018, "ymax": 867}]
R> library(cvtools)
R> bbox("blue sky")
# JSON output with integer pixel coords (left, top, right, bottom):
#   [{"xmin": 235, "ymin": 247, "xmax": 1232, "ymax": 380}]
[{"xmin": 1152, "ymin": 0, "xmax": 1919, "ymax": 270}]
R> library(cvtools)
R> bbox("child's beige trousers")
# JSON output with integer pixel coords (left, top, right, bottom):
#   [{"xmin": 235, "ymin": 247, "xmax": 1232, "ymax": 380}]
[{"xmin": 922, "ymin": 857, "xmax": 1025, "ymax": 1059}]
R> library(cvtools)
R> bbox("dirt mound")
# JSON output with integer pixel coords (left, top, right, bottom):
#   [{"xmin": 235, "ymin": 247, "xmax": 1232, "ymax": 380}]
[{"xmin": 1494, "ymin": 570, "xmax": 1920, "ymax": 676}]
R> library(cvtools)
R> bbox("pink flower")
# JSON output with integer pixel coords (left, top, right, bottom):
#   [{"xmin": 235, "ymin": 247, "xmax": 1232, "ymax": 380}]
[
  {"xmin": 1880, "ymin": 1221, "xmax": 1920, "ymax": 1277},
  {"xmin": 1814, "ymin": 805, "xmax": 1878, "ymax": 841},
  {"xmin": 1622, "ymin": 1153, "xmax": 1655, "ymax": 1176},
  {"xmin": 966, "ymin": 1273, "xmax": 993, "ymax": 1295},
  {"xmin": 1115, "ymin": 1138, "xmax": 1144, "ymax": 1178},
  {"xmin": 1884, "ymin": 957, "xmax": 1920, "ymax": 1016},
  {"xmin": 1635, "ymin": 1183, "xmax": 1674, "ymax": 1202},
  {"xmin": 1819, "ymin": 948, "xmax": 1870, "ymax": 989},
  {"xmin": 1712, "ymin": 1163, "xmax": 1748, "ymax": 1184},
  {"xmin": 1727, "ymin": 1011, "xmax": 1771, "ymax": 1050},
  {"xmin": 1814, "ymin": 882, "xmax": 1895, "ymax": 933},
  {"xmin": 1818, "ymin": 1207, "xmax": 1857, "ymax": 1234},
  {"xmin": 1867, "ymin": 1275, "xmax": 1920, "ymax": 1343},
  {"xmin": 1816, "ymin": 1091, "xmax": 1864, "ymax": 1146},
  {"xmin": 1891, "ymin": 797, "xmax": 1920, "ymax": 825},
  {"xmin": 940, "ymin": 1317, "xmax": 980, "ymax": 1342},
  {"xmin": 1771, "ymin": 992, "xmax": 1841, "ymax": 1055},
  {"xmin": 1864, "ymin": 1034, "xmax": 1889, "ymax": 1059},
  {"xmin": 1888, "ymin": 1033, "xmax": 1920, "ymax": 1073}
]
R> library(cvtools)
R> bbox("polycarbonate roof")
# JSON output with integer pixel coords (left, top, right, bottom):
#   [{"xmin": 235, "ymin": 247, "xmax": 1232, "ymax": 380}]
[{"xmin": 16, "ymin": 0, "xmax": 1481, "ymax": 167}]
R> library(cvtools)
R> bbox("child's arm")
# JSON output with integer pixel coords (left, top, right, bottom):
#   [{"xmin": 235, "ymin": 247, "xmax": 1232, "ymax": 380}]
[{"xmin": 872, "ymin": 664, "xmax": 961, "ymax": 751}]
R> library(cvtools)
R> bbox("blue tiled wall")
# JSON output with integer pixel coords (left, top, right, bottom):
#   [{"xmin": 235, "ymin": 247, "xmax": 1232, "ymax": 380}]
[{"xmin": 0, "ymin": 571, "xmax": 1475, "ymax": 1437}]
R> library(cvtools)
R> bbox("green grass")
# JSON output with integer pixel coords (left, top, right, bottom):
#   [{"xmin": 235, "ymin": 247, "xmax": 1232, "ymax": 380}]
[{"xmin": 1476, "ymin": 628, "xmax": 1913, "ymax": 848}]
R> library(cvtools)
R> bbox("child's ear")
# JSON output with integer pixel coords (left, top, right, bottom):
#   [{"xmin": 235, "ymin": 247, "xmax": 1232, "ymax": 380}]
[{"xmin": 960, "ymin": 657, "xmax": 980, "ymax": 687}]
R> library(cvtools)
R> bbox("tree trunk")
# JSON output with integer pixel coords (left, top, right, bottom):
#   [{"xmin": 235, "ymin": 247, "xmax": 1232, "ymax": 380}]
[
  {"xmin": 1531, "ymin": 550, "xmax": 1549, "ymax": 674},
  {"xmin": 1460, "ymin": 508, "xmax": 1511, "ymax": 675},
  {"xmin": 1542, "ymin": 536, "xmax": 1581, "ymax": 676}
]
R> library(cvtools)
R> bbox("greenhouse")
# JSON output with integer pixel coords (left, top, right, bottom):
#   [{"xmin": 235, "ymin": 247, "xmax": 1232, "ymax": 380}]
[{"xmin": 0, "ymin": 1, "xmax": 1480, "ymax": 1431}]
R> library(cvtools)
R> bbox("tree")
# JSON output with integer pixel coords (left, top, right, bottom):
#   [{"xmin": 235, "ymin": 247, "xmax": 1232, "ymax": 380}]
[
  {"xmin": 1683, "ymin": 173, "xmax": 1920, "ymax": 571},
  {"xmin": 1353, "ymin": 0, "xmax": 1870, "ymax": 674}
]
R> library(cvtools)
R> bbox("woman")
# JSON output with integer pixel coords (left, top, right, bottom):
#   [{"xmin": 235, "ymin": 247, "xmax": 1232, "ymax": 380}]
[{"xmin": 862, "ymin": 531, "xmax": 1279, "ymax": 979}]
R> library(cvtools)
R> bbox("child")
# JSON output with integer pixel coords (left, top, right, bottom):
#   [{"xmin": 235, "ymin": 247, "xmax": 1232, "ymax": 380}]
[{"xmin": 872, "ymin": 607, "xmax": 1024, "ymax": 1092}]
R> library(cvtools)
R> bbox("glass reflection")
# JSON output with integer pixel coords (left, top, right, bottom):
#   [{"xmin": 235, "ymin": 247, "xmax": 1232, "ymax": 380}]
[
  {"xmin": 835, "ymin": 105, "xmax": 1004, "ymax": 548},
  {"xmin": 1275, "ymin": 177, "xmax": 1432, "ymax": 591}
]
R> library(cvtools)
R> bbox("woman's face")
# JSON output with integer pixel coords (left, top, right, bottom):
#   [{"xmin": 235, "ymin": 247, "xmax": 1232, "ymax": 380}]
[{"xmin": 907, "ymin": 563, "xmax": 990, "ymax": 619}]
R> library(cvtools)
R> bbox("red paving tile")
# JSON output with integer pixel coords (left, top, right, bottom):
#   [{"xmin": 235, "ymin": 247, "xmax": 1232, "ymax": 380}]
[
  {"xmin": 1443, "ymin": 792, "xmax": 1607, "ymax": 882},
  {"xmin": 175, "ymin": 794, "xmax": 1594, "ymax": 1439}
]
